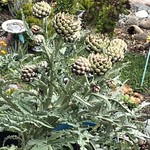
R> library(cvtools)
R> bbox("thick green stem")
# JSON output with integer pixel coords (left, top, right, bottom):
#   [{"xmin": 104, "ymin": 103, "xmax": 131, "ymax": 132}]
[
  {"xmin": 45, "ymin": 36, "xmax": 64, "ymax": 108},
  {"xmin": 45, "ymin": 54, "xmax": 54, "ymax": 109},
  {"xmin": 55, "ymin": 76, "xmax": 87, "ymax": 108},
  {"xmin": 43, "ymin": 17, "xmax": 48, "ymax": 40},
  {"xmin": 20, "ymin": 132, "xmax": 26, "ymax": 149},
  {"xmin": 55, "ymin": 79, "xmax": 73, "ymax": 107}
]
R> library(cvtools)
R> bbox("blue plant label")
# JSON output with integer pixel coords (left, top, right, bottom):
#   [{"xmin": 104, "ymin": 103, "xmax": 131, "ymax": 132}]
[{"xmin": 18, "ymin": 34, "xmax": 24, "ymax": 43}]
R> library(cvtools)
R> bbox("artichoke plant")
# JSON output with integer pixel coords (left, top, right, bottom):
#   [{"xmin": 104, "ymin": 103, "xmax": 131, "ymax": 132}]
[{"xmin": 0, "ymin": 9, "xmax": 149, "ymax": 150}]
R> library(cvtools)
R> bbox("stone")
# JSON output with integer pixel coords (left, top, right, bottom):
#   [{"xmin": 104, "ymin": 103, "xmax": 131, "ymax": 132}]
[
  {"xmin": 129, "ymin": 0, "xmax": 150, "ymax": 6},
  {"xmin": 126, "ymin": 15, "xmax": 139, "ymax": 25},
  {"xmin": 127, "ymin": 25, "xmax": 144, "ymax": 35},
  {"xmin": 135, "ymin": 10, "xmax": 149, "ymax": 18},
  {"xmin": 139, "ymin": 19, "xmax": 150, "ymax": 29},
  {"xmin": 8, "ymin": 84, "xmax": 19, "ymax": 90},
  {"xmin": 133, "ymin": 3, "xmax": 150, "ymax": 11},
  {"xmin": 132, "ymin": 33, "xmax": 148, "ymax": 41}
]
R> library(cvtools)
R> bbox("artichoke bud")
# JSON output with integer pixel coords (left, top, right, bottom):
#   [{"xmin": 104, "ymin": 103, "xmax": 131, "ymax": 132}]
[
  {"xmin": 89, "ymin": 53, "xmax": 112, "ymax": 76},
  {"xmin": 53, "ymin": 12, "xmax": 81, "ymax": 43},
  {"xmin": 32, "ymin": 1, "xmax": 51, "ymax": 18},
  {"xmin": 21, "ymin": 65, "xmax": 38, "ymax": 82},
  {"xmin": 106, "ymin": 45, "xmax": 125, "ymax": 63},
  {"xmin": 33, "ymin": 34, "xmax": 44, "ymax": 46},
  {"xmin": 85, "ymin": 34, "xmax": 110, "ymax": 53},
  {"xmin": 71, "ymin": 57, "xmax": 91, "ymax": 75},
  {"xmin": 109, "ymin": 39, "xmax": 127, "ymax": 52},
  {"xmin": 31, "ymin": 25, "xmax": 42, "ymax": 34}
]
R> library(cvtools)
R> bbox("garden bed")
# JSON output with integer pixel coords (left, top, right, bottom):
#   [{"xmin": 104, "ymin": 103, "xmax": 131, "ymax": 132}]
[{"xmin": 0, "ymin": 0, "xmax": 150, "ymax": 150}]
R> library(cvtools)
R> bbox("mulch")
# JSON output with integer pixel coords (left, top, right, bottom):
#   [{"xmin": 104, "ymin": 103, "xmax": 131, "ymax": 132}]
[{"xmin": 115, "ymin": 27, "xmax": 150, "ymax": 56}]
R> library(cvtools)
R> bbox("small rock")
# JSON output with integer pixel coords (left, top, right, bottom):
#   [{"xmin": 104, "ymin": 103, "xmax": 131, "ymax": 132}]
[
  {"xmin": 127, "ymin": 15, "xmax": 139, "ymax": 25},
  {"xmin": 129, "ymin": 0, "xmax": 150, "ymax": 6},
  {"xmin": 139, "ymin": 19, "xmax": 150, "ymax": 29},
  {"xmin": 135, "ymin": 10, "xmax": 149, "ymax": 18},
  {"xmin": 132, "ymin": 33, "xmax": 147, "ymax": 41},
  {"xmin": 8, "ymin": 84, "xmax": 19, "ymax": 90},
  {"xmin": 134, "ymin": 3, "xmax": 150, "ymax": 11},
  {"xmin": 127, "ymin": 25, "xmax": 144, "ymax": 35}
]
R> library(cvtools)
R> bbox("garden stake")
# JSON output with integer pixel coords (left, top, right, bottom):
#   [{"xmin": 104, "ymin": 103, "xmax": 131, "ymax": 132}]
[{"xmin": 141, "ymin": 43, "xmax": 150, "ymax": 86}]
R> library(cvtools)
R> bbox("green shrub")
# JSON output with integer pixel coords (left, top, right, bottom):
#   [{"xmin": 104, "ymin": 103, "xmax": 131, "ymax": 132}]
[{"xmin": 55, "ymin": 0, "xmax": 130, "ymax": 35}]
